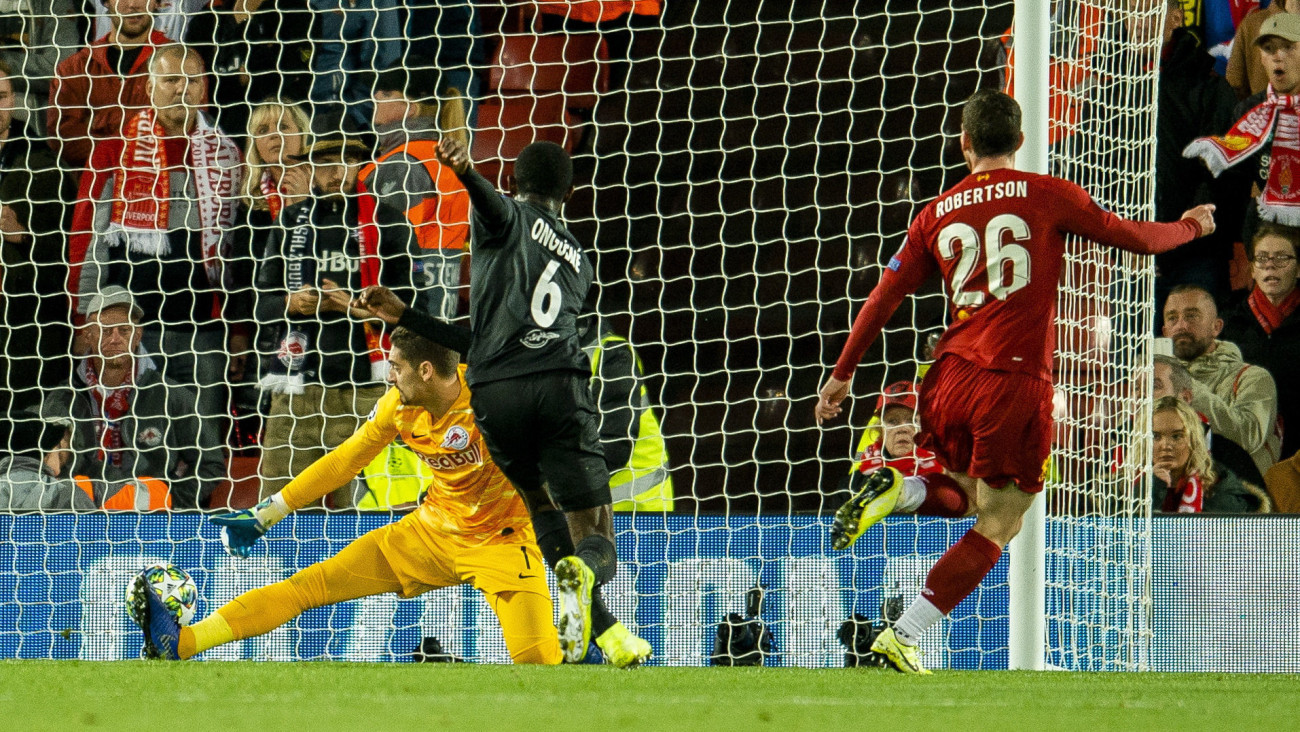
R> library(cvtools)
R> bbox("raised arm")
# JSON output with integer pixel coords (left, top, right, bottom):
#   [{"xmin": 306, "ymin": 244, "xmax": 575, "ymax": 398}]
[{"xmin": 435, "ymin": 138, "xmax": 512, "ymax": 234}]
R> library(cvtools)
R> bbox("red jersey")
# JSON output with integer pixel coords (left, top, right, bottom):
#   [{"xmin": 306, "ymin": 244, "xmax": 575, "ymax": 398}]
[
  {"xmin": 852, "ymin": 441, "xmax": 943, "ymax": 477},
  {"xmin": 833, "ymin": 168, "xmax": 1201, "ymax": 382}
]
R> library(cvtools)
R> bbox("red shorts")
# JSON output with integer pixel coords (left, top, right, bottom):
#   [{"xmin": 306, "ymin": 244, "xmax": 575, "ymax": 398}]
[{"xmin": 916, "ymin": 355, "xmax": 1053, "ymax": 494}]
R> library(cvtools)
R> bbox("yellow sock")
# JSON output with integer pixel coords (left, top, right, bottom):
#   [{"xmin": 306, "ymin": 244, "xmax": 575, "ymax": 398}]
[{"xmin": 180, "ymin": 611, "xmax": 235, "ymax": 660}]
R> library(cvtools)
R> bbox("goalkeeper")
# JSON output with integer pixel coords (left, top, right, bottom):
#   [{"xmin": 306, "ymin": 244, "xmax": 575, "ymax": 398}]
[{"xmin": 130, "ymin": 328, "xmax": 561, "ymax": 664}]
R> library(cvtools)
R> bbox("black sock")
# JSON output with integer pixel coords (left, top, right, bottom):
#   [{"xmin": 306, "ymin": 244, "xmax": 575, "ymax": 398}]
[
  {"xmin": 575, "ymin": 534, "xmax": 617, "ymax": 586},
  {"xmin": 591, "ymin": 588, "xmax": 617, "ymax": 637},
  {"xmin": 531, "ymin": 509, "xmax": 575, "ymax": 569},
  {"xmin": 533, "ymin": 511, "xmax": 617, "ymax": 637}
]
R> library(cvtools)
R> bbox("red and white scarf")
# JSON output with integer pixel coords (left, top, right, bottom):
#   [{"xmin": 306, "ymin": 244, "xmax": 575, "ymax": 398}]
[
  {"xmin": 355, "ymin": 181, "xmax": 391, "ymax": 381},
  {"xmin": 1161, "ymin": 471, "xmax": 1206, "ymax": 513},
  {"xmin": 1184, "ymin": 86, "xmax": 1300, "ymax": 226},
  {"xmin": 78, "ymin": 359, "xmax": 133, "ymax": 467},
  {"xmin": 107, "ymin": 108, "xmax": 243, "ymax": 286},
  {"xmin": 1248, "ymin": 285, "xmax": 1300, "ymax": 334},
  {"xmin": 259, "ymin": 170, "xmax": 284, "ymax": 221}
]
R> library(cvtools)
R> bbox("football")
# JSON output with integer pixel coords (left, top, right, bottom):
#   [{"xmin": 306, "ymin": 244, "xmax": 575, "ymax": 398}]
[{"xmin": 128, "ymin": 563, "xmax": 198, "ymax": 626}]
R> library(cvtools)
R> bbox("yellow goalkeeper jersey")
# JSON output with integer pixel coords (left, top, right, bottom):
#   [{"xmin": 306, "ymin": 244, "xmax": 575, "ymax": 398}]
[{"xmin": 280, "ymin": 366, "xmax": 532, "ymax": 546}]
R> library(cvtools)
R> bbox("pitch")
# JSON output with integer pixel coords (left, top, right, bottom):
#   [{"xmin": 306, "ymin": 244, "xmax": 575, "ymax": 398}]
[{"xmin": 4, "ymin": 661, "xmax": 1296, "ymax": 731}]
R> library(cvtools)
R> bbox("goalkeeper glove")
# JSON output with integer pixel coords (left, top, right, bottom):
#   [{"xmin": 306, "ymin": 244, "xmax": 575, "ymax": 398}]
[{"xmin": 210, "ymin": 493, "xmax": 291, "ymax": 558}]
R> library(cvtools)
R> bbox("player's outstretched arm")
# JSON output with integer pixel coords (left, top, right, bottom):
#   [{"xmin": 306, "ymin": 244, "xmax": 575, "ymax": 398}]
[
  {"xmin": 354, "ymin": 284, "xmax": 474, "ymax": 353},
  {"xmin": 210, "ymin": 426, "xmax": 395, "ymax": 557},
  {"xmin": 1061, "ymin": 175, "xmax": 1214, "ymax": 254}
]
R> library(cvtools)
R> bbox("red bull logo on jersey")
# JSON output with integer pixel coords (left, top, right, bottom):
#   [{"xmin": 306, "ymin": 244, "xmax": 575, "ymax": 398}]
[
  {"xmin": 935, "ymin": 180, "xmax": 1028, "ymax": 218},
  {"xmin": 420, "ymin": 442, "xmax": 483, "ymax": 471}
]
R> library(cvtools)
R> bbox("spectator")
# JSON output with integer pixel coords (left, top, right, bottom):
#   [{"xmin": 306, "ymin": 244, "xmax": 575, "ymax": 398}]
[
  {"xmin": 241, "ymin": 100, "xmax": 310, "ymax": 222},
  {"xmin": 307, "ymin": 0, "xmax": 400, "ymax": 127},
  {"xmin": 1152, "ymin": 353, "xmax": 1265, "ymax": 486},
  {"xmin": 184, "ymin": 0, "xmax": 314, "ymax": 138},
  {"xmin": 579, "ymin": 314, "xmax": 674, "ymax": 511},
  {"xmin": 88, "ymin": 0, "xmax": 205, "ymax": 44},
  {"xmin": 50, "ymin": 286, "xmax": 224, "ymax": 509},
  {"xmin": 48, "ymin": 0, "xmax": 168, "ymax": 168},
  {"xmin": 403, "ymin": 1, "xmax": 487, "ymax": 124},
  {"xmin": 1154, "ymin": 4, "xmax": 1241, "ymax": 306},
  {"xmin": 362, "ymin": 65, "xmax": 470, "ymax": 319},
  {"xmin": 1263, "ymin": 451, "xmax": 1300, "ymax": 512},
  {"xmin": 1152, "ymin": 396, "xmax": 1271, "ymax": 513},
  {"xmin": 253, "ymin": 124, "xmax": 414, "ymax": 506},
  {"xmin": 848, "ymin": 381, "xmax": 942, "ymax": 479},
  {"xmin": 0, "ymin": 58, "xmax": 75, "ymax": 417},
  {"xmin": 1185, "ymin": 12, "xmax": 1300, "ymax": 245},
  {"xmin": 1163, "ymin": 283, "xmax": 1282, "ymax": 476},
  {"xmin": 1221, "ymin": 222, "xmax": 1300, "ymax": 461},
  {"xmin": 0, "ymin": 409, "xmax": 91, "ymax": 511},
  {"xmin": 78, "ymin": 45, "xmax": 249, "ymax": 425},
  {"xmin": 1226, "ymin": 0, "xmax": 1299, "ymax": 99}
]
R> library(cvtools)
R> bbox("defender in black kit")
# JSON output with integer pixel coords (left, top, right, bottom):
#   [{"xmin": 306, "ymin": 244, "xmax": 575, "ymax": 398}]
[{"xmin": 354, "ymin": 139, "xmax": 651, "ymax": 669}]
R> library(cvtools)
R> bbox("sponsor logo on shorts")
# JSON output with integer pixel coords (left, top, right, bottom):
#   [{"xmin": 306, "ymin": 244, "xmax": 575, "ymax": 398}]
[
  {"xmin": 520, "ymin": 329, "xmax": 561, "ymax": 349},
  {"xmin": 441, "ymin": 426, "xmax": 470, "ymax": 450},
  {"xmin": 419, "ymin": 442, "xmax": 483, "ymax": 471}
]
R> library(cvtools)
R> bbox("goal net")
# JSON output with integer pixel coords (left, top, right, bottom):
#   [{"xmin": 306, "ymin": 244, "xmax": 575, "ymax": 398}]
[{"xmin": 0, "ymin": 0, "xmax": 1163, "ymax": 669}]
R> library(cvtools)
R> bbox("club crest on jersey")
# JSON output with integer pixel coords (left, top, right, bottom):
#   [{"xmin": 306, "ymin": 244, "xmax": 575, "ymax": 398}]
[
  {"xmin": 441, "ymin": 426, "xmax": 471, "ymax": 450},
  {"xmin": 520, "ymin": 329, "xmax": 561, "ymax": 349},
  {"xmin": 136, "ymin": 426, "xmax": 163, "ymax": 447},
  {"xmin": 278, "ymin": 331, "xmax": 309, "ymax": 369}
]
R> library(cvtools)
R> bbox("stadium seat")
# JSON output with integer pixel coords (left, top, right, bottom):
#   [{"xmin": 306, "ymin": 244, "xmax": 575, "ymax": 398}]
[
  {"xmin": 473, "ymin": 96, "xmax": 580, "ymax": 189},
  {"xmin": 489, "ymin": 33, "xmax": 610, "ymax": 109}
]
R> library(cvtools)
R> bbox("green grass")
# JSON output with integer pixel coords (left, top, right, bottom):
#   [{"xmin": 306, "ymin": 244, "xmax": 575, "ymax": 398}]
[{"xmin": 3, "ymin": 661, "xmax": 1296, "ymax": 731}]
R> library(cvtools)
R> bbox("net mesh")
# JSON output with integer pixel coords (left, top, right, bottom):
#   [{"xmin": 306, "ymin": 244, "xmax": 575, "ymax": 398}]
[{"xmin": 0, "ymin": 0, "xmax": 1183, "ymax": 669}]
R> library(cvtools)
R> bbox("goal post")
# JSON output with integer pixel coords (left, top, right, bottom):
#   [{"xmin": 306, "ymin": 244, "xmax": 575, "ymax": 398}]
[
  {"xmin": 0, "ymin": 0, "xmax": 1168, "ymax": 669},
  {"xmin": 1009, "ymin": 0, "xmax": 1050, "ymax": 673}
]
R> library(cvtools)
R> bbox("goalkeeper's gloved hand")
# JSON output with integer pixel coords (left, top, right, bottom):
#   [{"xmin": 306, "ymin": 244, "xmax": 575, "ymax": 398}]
[{"xmin": 209, "ymin": 493, "xmax": 291, "ymax": 558}]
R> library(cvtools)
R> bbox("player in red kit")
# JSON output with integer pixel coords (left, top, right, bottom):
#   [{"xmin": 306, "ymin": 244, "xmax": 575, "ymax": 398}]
[{"xmin": 815, "ymin": 90, "xmax": 1216, "ymax": 674}]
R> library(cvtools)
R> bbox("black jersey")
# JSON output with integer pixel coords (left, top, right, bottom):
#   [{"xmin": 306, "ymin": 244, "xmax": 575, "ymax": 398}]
[{"xmin": 464, "ymin": 191, "xmax": 593, "ymax": 387}]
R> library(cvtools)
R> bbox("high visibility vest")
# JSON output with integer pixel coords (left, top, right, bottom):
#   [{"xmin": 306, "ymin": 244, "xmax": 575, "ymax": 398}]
[
  {"xmin": 585, "ymin": 334, "xmax": 673, "ymax": 511},
  {"xmin": 359, "ymin": 140, "xmax": 471, "ymax": 252},
  {"xmin": 74, "ymin": 475, "xmax": 172, "ymax": 510}
]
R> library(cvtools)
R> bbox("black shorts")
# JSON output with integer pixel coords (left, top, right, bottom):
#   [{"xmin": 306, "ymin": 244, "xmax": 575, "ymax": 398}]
[{"xmin": 470, "ymin": 371, "xmax": 612, "ymax": 512}]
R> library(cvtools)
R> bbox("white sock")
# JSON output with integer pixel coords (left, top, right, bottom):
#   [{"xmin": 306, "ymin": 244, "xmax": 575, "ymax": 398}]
[
  {"xmin": 892, "ymin": 596, "xmax": 944, "ymax": 646},
  {"xmin": 894, "ymin": 476, "xmax": 926, "ymax": 514}
]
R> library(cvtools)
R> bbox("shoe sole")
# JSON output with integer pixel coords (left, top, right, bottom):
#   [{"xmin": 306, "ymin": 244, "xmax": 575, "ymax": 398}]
[
  {"xmin": 127, "ymin": 575, "xmax": 159, "ymax": 660},
  {"xmin": 831, "ymin": 469, "xmax": 901, "ymax": 551},
  {"xmin": 555, "ymin": 558, "xmax": 593, "ymax": 664}
]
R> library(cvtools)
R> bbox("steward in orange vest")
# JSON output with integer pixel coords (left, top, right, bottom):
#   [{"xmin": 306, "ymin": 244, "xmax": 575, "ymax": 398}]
[{"xmin": 361, "ymin": 67, "xmax": 471, "ymax": 320}]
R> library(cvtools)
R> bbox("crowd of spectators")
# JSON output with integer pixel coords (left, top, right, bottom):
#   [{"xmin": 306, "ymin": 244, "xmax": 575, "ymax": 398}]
[
  {"xmin": 0, "ymin": 0, "xmax": 664, "ymax": 511},
  {"xmin": 2, "ymin": 1, "xmax": 1298, "ymax": 514}
]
